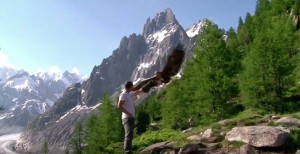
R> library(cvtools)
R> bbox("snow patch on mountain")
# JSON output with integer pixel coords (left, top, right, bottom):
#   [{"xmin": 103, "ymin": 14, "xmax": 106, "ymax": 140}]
[
  {"xmin": 0, "ymin": 66, "xmax": 86, "ymax": 132},
  {"xmin": 56, "ymin": 104, "xmax": 100, "ymax": 123},
  {"xmin": 137, "ymin": 62, "xmax": 154, "ymax": 71},
  {"xmin": 146, "ymin": 24, "xmax": 178, "ymax": 44},
  {"xmin": 186, "ymin": 20, "xmax": 207, "ymax": 38},
  {"xmin": 4, "ymin": 76, "xmax": 38, "ymax": 93}
]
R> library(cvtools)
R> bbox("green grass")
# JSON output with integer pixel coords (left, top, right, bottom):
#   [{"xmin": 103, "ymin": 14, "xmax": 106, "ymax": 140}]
[
  {"xmin": 289, "ymin": 112, "xmax": 300, "ymax": 119},
  {"xmin": 133, "ymin": 128, "xmax": 183, "ymax": 150},
  {"xmin": 284, "ymin": 128, "xmax": 300, "ymax": 151}
]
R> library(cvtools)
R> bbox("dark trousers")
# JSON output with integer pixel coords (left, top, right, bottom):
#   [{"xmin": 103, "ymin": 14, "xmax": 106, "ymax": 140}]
[{"xmin": 122, "ymin": 117, "xmax": 135, "ymax": 154}]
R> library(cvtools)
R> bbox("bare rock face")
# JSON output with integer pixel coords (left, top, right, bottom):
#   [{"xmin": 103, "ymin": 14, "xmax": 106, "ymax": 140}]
[{"xmin": 225, "ymin": 126, "xmax": 290, "ymax": 148}]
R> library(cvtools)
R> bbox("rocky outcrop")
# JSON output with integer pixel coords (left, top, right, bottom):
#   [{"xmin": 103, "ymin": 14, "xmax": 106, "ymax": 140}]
[
  {"xmin": 225, "ymin": 126, "xmax": 290, "ymax": 148},
  {"xmin": 81, "ymin": 33, "xmax": 148, "ymax": 107}
]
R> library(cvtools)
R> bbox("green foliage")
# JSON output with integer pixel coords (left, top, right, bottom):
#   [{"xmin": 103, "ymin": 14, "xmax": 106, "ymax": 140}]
[
  {"xmin": 104, "ymin": 142, "xmax": 124, "ymax": 154},
  {"xmin": 133, "ymin": 129, "xmax": 182, "ymax": 150},
  {"xmin": 85, "ymin": 94, "xmax": 123, "ymax": 154},
  {"xmin": 161, "ymin": 80, "xmax": 192, "ymax": 129},
  {"xmin": 223, "ymin": 140, "xmax": 245, "ymax": 149},
  {"xmin": 293, "ymin": 0, "xmax": 300, "ymax": 15},
  {"xmin": 69, "ymin": 121, "xmax": 85, "ymax": 154},
  {"xmin": 284, "ymin": 128, "xmax": 300, "ymax": 151},
  {"xmin": 190, "ymin": 21, "xmax": 240, "ymax": 122},
  {"xmin": 64, "ymin": 149, "xmax": 70, "ymax": 154},
  {"xmin": 144, "ymin": 96, "xmax": 161, "ymax": 121},
  {"xmin": 41, "ymin": 140, "xmax": 49, "ymax": 154},
  {"xmin": 136, "ymin": 106, "xmax": 150, "ymax": 135},
  {"xmin": 240, "ymin": 5, "xmax": 298, "ymax": 112},
  {"xmin": 161, "ymin": 20, "xmax": 243, "ymax": 129}
]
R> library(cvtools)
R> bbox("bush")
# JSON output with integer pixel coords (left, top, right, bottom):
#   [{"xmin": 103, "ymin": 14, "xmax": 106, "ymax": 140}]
[{"xmin": 133, "ymin": 129, "xmax": 182, "ymax": 150}]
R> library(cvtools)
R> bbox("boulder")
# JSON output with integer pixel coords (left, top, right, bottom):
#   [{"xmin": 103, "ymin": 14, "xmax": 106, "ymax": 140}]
[
  {"xmin": 275, "ymin": 117, "xmax": 300, "ymax": 127},
  {"xmin": 225, "ymin": 126, "xmax": 290, "ymax": 148},
  {"xmin": 271, "ymin": 115, "xmax": 281, "ymax": 120},
  {"xmin": 182, "ymin": 127, "xmax": 194, "ymax": 133},
  {"xmin": 178, "ymin": 143, "xmax": 205, "ymax": 154},
  {"xmin": 218, "ymin": 119, "xmax": 232, "ymax": 126},
  {"xmin": 240, "ymin": 144, "xmax": 257, "ymax": 154},
  {"xmin": 141, "ymin": 141, "xmax": 175, "ymax": 153},
  {"xmin": 202, "ymin": 129, "xmax": 213, "ymax": 138},
  {"xmin": 187, "ymin": 135, "xmax": 202, "ymax": 141}
]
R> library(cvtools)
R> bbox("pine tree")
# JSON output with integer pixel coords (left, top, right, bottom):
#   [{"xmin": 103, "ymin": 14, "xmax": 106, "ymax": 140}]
[
  {"xmin": 41, "ymin": 140, "xmax": 49, "ymax": 154},
  {"xmin": 136, "ymin": 106, "xmax": 150, "ymax": 135},
  {"xmin": 145, "ymin": 96, "xmax": 161, "ymax": 121},
  {"xmin": 191, "ymin": 21, "xmax": 239, "ymax": 122},
  {"xmin": 85, "ymin": 94, "xmax": 123, "ymax": 153},
  {"xmin": 69, "ymin": 121, "xmax": 85, "ymax": 154},
  {"xmin": 240, "ymin": 13, "xmax": 297, "ymax": 112},
  {"xmin": 162, "ymin": 79, "xmax": 192, "ymax": 129}
]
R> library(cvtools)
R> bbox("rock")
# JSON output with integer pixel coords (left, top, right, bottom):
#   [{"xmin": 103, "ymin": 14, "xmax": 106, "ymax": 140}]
[
  {"xmin": 275, "ymin": 117, "xmax": 300, "ymax": 127},
  {"xmin": 187, "ymin": 135, "xmax": 202, "ymax": 141},
  {"xmin": 218, "ymin": 119, "xmax": 232, "ymax": 126},
  {"xmin": 225, "ymin": 126, "xmax": 290, "ymax": 148},
  {"xmin": 240, "ymin": 144, "xmax": 257, "ymax": 154},
  {"xmin": 220, "ymin": 132, "xmax": 226, "ymax": 137},
  {"xmin": 141, "ymin": 141, "xmax": 175, "ymax": 153},
  {"xmin": 150, "ymin": 123, "xmax": 160, "ymax": 131},
  {"xmin": 271, "ymin": 115, "xmax": 281, "ymax": 120},
  {"xmin": 182, "ymin": 127, "xmax": 194, "ymax": 133},
  {"xmin": 178, "ymin": 143, "xmax": 205, "ymax": 154},
  {"xmin": 203, "ymin": 129, "xmax": 213, "ymax": 138},
  {"xmin": 201, "ymin": 136, "xmax": 219, "ymax": 143},
  {"xmin": 203, "ymin": 142, "xmax": 222, "ymax": 150}
]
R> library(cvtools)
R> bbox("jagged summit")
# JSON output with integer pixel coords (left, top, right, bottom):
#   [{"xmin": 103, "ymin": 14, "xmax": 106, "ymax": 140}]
[{"xmin": 142, "ymin": 8, "xmax": 179, "ymax": 39}]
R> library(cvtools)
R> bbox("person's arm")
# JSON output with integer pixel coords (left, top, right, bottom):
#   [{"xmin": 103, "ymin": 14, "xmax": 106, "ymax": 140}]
[
  {"xmin": 132, "ymin": 89, "xmax": 143, "ymax": 96},
  {"xmin": 118, "ymin": 100, "xmax": 134, "ymax": 118}
]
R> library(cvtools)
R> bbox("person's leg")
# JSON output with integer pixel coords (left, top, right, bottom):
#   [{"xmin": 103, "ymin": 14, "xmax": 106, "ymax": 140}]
[{"xmin": 123, "ymin": 118, "xmax": 135, "ymax": 154}]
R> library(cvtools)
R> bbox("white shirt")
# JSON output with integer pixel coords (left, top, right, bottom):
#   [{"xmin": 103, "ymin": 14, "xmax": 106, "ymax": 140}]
[{"xmin": 119, "ymin": 90, "xmax": 136, "ymax": 119}]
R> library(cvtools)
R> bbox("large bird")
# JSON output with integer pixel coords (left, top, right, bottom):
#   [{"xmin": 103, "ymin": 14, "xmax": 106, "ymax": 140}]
[{"xmin": 133, "ymin": 44, "xmax": 185, "ymax": 93}]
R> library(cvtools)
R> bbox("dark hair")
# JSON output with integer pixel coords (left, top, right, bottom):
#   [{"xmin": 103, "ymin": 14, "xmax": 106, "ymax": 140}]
[{"xmin": 125, "ymin": 81, "xmax": 133, "ymax": 89}]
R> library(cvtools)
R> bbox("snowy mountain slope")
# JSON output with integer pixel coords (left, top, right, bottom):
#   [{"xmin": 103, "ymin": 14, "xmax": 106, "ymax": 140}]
[{"xmin": 0, "ymin": 68, "xmax": 85, "ymax": 133}]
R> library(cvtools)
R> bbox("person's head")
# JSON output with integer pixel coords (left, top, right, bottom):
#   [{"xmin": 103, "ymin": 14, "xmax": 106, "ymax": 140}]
[{"xmin": 124, "ymin": 81, "xmax": 133, "ymax": 91}]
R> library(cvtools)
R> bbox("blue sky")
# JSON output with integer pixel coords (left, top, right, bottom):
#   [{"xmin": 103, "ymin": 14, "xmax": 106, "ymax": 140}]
[{"xmin": 0, "ymin": 0, "xmax": 256, "ymax": 76}]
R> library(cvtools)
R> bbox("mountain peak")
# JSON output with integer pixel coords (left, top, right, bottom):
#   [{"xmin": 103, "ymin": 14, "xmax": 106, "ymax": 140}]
[
  {"xmin": 142, "ymin": 8, "xmax": 178, "ymax": 38},
  {"xmin": 186, "ymin": 19, "xmax": 208, "ymax": 38}
]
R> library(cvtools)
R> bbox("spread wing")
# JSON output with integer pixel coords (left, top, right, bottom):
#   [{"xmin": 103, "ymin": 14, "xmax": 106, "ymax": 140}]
[
  {"xmin": 133, "ymin": 44, "xmax": 185, "ymax": 92},
  {"xmin": 132, "ymin": 77, "xmax": 155, "ymax": 91},
  {"xmin": 160, "ymin": 44, "xmax": 185, "ymax": 83}
]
